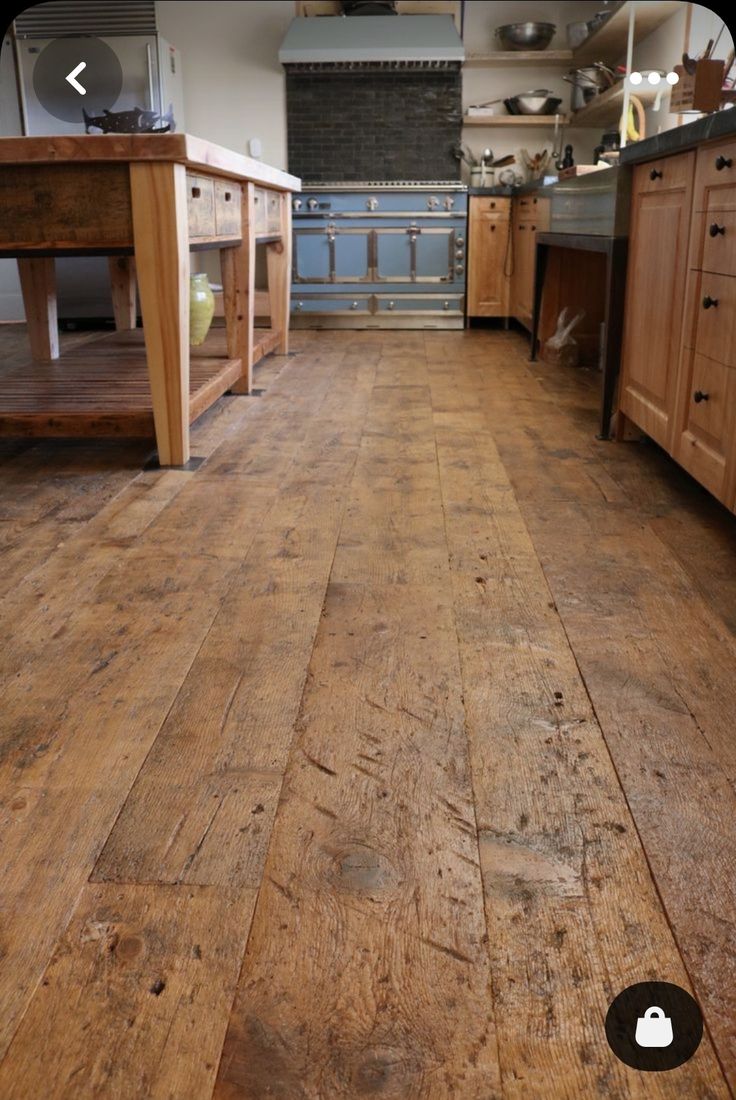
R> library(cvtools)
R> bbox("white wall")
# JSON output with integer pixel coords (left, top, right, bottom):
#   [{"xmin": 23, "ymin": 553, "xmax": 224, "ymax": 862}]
[{"xmin": 155, "ymin": 0, "xmax": 293, "ymax": 168}]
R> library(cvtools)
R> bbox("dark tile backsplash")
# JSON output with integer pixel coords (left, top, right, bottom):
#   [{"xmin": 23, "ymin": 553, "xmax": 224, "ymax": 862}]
[{"xmin": 285, "ymin": 67, "xmax": 462, "ymax": 182}]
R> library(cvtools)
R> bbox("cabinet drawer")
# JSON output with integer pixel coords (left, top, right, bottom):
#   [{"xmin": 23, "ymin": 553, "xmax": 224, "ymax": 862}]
[
  {"xmin": 266, "ymin": 190, "xmax": 282, "ymax": 235},
  {"xmin": 695, "ymin": 208, "xmax": 736, "ymax": 276},
  {"xmin": 472, "ymin": 196, "xmax": 511, "ymax": 215},
  {"xmin": 695, "ymin": 139, "xmax": 736, "ymax": 205},
  {"xmin": 634, "ymin": 151, "xmax": 695, "ymax": 195},
  {"xmin": 292, "ymin": 296, "xmax": 371, "ymax": 314},
  {"xmin": 685, "ymin": 271, "xmax": 736, "ymax": 366},
  {"xmin": 214, "ymin": 180, "xmax": 241, "ymax": 237},
  {"xmin": 674, "ymin": 350, "xmax": 736, "ymax": 502},
  {"xmin": 187, "ymin": 174, "xmax": 215, "ymax": 237},
  {"xmin": 253, "ymin": 188, "xmax": 268, "ymax": 236},
  {"xmin": 375, "ymin": 295, "xmax": 463, "ymax": 314}
]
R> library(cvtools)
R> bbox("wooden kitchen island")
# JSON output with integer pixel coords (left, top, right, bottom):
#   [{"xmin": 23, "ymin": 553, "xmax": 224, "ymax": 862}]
[{"xmin": 0, "ymin": 134, "xmax": 300, "ymax": 465}]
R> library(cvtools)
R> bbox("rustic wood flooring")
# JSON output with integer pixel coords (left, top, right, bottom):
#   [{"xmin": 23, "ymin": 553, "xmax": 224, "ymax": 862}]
[{"xmin": 0, "ymin": 324, "xmax": 735, "ymax": 1098}]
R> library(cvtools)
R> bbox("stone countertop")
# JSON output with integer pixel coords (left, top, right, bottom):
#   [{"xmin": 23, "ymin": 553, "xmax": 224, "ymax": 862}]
[
  {"xmin": 468, "ymin": 179, "xmax": 557, "ymax": 197},
  {"xmin": 620, "ymin": 109, "xmax": 736, "ymax": 165}
]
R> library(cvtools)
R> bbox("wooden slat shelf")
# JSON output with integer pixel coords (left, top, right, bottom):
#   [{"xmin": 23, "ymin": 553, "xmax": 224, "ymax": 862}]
[
  {"xmin": 464, "ymin": 114, "xmax": 568, "ymax": 127},
  {"xmin": 464, "ymin": 50, "xmax": 573, "ymax": 67},
  {"xmin": 0, "ymin": 327, "xmax": 273, "ymax": 438}
]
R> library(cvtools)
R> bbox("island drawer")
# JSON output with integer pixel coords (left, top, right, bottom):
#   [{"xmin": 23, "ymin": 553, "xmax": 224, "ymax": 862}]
[
  {"xmin": 186, "ymin": 174, "xmax": 215, "ymax": 237},
  {"xmin": 214, "ymin": 180, "xmax": 241, "ymax": 238}
]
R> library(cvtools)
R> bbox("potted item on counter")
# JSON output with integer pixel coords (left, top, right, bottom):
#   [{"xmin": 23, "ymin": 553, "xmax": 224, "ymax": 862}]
[{"xmin": 189, "ymin": 273, "xmax": 215, "ymax": 346}]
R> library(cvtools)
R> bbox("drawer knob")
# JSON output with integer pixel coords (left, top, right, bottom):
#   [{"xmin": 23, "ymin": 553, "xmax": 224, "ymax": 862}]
[
  {"xmin": 224, "ymin": 191, "xmax": 232, "ymax": 201},
  {"xmin": 191, "ymin": 186, "xmax": 201, "ymax": 198},
  {"xmin": 490, "ymin": 224, "xmax": 496, "ymax": 232},
  {"xmin": 443, "ymin": 300, "xmax": 450, "ymax": 310},
  {"xmin": 715, "ymin": 155, "xmax": 733, "ymax": 171},
  {"xmin": 649, "ymin": 168, "xmax": 663, "ymax": 180},
  {"xmin": 388, "ymin": 300, "xmax": 395, "ymax": 310},
  {"xmin": 693, "ymin": 390, "xmax": 710, "ymax": 403},
  {"xmin": 351, "ymin": 301, "xmax": 358, "ymax": 309},
  {"xmin": 702, "ymin": 295, "xmax": 719, "ymax": 309},
  {"xmin": 709, "ymin": 222, "xmax": 726, "ymax": 237}
]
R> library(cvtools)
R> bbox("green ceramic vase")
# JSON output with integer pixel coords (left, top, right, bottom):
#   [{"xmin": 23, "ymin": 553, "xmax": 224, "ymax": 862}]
[{"xmin": 189, "ymin": 272, "xmax": 215, "ymax": 346}]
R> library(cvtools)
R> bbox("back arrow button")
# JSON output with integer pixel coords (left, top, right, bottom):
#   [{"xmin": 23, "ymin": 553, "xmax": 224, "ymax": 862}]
[{"xmin": 65, "ymin": 62, "xmax": 87, "ymax": 95}]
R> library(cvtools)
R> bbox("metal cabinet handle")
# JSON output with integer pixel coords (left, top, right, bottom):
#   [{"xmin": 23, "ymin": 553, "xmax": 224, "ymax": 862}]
[
  {"xmin": 702, "ymin": 295, "xmax": 719, "ymax": 309},
  {"xmin": 351, "ymin": 301, "xmax": 358, "ymax": 309},
  {"xmin": 693, "ymin": 390, "xmax": 710, "ymax": 403},
  {"xmin": 709, "ymin": 223, "xmax": 726, "ymax": 237},
  {"xmin": 388, "ymin": 300, "xmax": 395, "ymax": 310},
  {"xmin": 649, "ymin": 168, "xmax": 663, "ymax": 180},
  {"xmin": 715, "ymin": 155, "xmax": 733, "ymax": 171}
]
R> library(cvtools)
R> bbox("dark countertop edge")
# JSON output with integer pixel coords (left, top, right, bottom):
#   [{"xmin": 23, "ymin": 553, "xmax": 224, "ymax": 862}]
[{"xmin": 620, "ymin": 108, "xmax": 736, "ymax": 165}]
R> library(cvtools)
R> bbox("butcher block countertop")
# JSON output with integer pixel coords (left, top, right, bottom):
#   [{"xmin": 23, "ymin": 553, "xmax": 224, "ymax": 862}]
[{"xmin": 0, "ymin": 133, "xmax": 301, "ymax": 192}]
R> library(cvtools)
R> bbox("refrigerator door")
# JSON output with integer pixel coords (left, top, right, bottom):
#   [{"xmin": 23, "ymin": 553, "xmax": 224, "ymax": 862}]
[{"xmin": 17, "ymin": 35, "xmax": 161, "ymax": 135}]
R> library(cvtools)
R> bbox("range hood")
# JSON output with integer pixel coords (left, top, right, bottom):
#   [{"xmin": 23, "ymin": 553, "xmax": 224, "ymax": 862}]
[{"xmin": 278, "ymin": 15, "xmax": 464, "ymax": 67}]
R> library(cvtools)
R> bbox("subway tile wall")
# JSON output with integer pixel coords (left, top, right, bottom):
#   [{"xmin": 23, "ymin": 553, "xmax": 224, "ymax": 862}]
[{"xmin": 285, "ymin": 67, "xmax": 462, "ymax": 182}]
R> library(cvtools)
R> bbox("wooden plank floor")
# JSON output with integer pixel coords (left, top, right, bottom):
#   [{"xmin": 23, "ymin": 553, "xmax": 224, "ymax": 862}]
[{"xmin": 0, "ymin": 325, "xmax": 735, "ymax": 1097}]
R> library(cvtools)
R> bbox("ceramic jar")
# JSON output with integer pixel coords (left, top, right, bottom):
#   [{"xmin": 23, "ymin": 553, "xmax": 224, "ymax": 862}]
[{"xmin": 189, "ymin": 272, "xmax": 215, "ymax": 346}]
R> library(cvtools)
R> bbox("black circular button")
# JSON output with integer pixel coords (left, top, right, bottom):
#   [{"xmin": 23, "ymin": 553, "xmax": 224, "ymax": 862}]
[
  {"xmin": 32, "ymin": 38, "xmax": 124, "ymax": 125},
  {"xmin": 605, "ymin": 982, "xmax": 703, "ymax": 1072}
]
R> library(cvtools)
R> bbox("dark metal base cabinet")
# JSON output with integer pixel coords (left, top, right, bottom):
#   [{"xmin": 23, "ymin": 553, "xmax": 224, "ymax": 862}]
[{"xmin": 291, "ymin": 185, "xmax": 467, "ymax": 329}]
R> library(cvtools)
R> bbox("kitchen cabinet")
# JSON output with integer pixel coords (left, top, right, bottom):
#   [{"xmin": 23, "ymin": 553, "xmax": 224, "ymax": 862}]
[
  {"xmin": 618, "ymin": 134, "xmax": 736, "ymax": 512},
  {"xmin": 467, "ymin": 196, "xmax": 510, "ymax": 317},
  {"xmin": 618, "ymin": 152, "xmax": 695, "ymax": 449},
  {"xmin": 511, "ymin": 195, "xmax": 550, "ymax": 330}
]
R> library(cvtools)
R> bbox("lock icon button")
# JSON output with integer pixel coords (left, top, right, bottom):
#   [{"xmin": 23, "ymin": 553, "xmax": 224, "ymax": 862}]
[{"xmin": 635, "ymin": 1006, "xmax": 673, "ymax": 1048}]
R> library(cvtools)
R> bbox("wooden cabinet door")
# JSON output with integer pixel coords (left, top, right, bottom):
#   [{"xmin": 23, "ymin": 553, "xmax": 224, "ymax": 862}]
[
  {"xmin": 512, "ymin": 219, "xmax": 535, "ymax": 327},
  {"xmin": 467, "ymin": 210, "xmax": 509, "ymax": 316},
  {"xmin": 619, "ymin": 152, "xmax": 695, "ymax": 449},
  {"xmin": 672, "ymin": 345, "xmax": 736, "ymax": 503}
]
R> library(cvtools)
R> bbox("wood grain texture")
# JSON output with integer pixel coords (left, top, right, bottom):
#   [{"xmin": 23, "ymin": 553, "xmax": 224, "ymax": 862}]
[
  {"xmin": 108, "ymin": 256, "xmax": 137, "ymax": 331},
  {"xmin": 0, "ymin": 134, "xmax": 301, "ymax": 192},
  {"xmin": 221, "ymin": 182, "xmax": 256, "ymax": 394},
  {"xmin": 130, "ymin": 161, "xmax": 190, "ymax": 465},
  {"xmin": 0, "ymin": 884, "xmax": 257, "ymax": 1100},
  {"xmin": 17, "ymin": 257, "xmax": 59, "ymax": 360}
]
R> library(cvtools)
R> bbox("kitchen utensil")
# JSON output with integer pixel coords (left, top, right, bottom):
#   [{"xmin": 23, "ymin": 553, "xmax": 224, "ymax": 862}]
[
  {"xmin": 521, "ymin": 148, "xmax": 551, "ymax": 180},
  {"xmin": 495, "ymin": 21, "xmax": 556, "ymax": 51},
  {"xmin": 505, "ymin": 91, "xmax": 563, "ymax": 115},
  {"xmin": 682, "ymin": 52, "xmax": 697, "ymax": 76},
  {"xmin": 566, "ymin": 20, "xmax": 589, "ymax": 49},
  {"xmin": 565, "ymin": 63, "xmax": 616, "ymax": 110},
  {"xmin": 490, "ymin": 154, "xmax": 516, "ymax": 168}
]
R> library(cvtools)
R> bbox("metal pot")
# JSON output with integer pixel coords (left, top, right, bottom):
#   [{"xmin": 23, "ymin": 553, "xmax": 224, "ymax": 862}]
[
  {"xmin": 495, "ymin": 22, "xmax": 556, "ymax": 51},
  {"xmin": 564, "ymin": 64, "xmax": 616, "ymax": 111},
  {"xmin": 505, "ymin": 91, "xmax": 563, "ymax": 116}
]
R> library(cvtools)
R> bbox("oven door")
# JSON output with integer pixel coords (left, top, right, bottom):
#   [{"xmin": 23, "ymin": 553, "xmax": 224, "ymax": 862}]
[
  {"xmin": 293, "ymin": 226, "xmax": 372, "ymax": 284},
  {"xmin": 374, "ymin": 226, "xmax": 455, "ymax": 283}
]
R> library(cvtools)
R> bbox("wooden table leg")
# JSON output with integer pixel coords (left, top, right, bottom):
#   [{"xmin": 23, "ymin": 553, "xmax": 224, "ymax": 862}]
[
  {"xmin": 599, "ymin": 238, "xmax": 628, "ymax": 441},
  {"xmin": 130, "ymin": 161, "xmax": 190, "ymax": 466},
  {"xmin": 17, "ymin": 257, "xmax": 59, "ymax": 361},
  {"xmin": 220, "ymin": 181, "xmax": 255, "ymax": 395},
  {"xmin": 267, "ymin": 192, "xmax": 292, "ymax": 355},
  {"xmin": 108, "ymin": 256, "xmax": 137, "ymax": 331},
  {"xmin": 529, "ymin": 241, "xmax": 548, "ymax": 362}
]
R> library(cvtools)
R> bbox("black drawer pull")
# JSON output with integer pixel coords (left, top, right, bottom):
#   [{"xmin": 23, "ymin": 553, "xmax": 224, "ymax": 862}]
[
  {"xmin": 490, "ymin": 224, "xmax": 496, "ymax": 232},
  {"xmin": 649, "ymin": 168, "xmax": 663, "ymax": 180},
  {"xmin": 224, "ymin": 191, "xmax": 232, "ymax": 201},
  {"xmin": 693, "ymin": 390, "xmax": 710, "ymax": 403},
  {"xmin": 702, "ymin": 295, "xmax": 719, "ymax": 309},
  {"xmin": 715, "ymin": 155, "xmax": 733, "ymax": 171},
  {"xmin": 191, "ymin": 186, "xmax": 201, "ymax": 198},
  {"xmin": 709, "ymin": 222, "xmax": 726, "ymax": 237}
]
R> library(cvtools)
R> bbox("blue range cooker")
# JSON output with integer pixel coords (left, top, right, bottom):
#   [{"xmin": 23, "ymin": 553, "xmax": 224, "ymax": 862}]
[{"xmin": 291, "ymin": 182, "xmax": 467, "ymax": 329}]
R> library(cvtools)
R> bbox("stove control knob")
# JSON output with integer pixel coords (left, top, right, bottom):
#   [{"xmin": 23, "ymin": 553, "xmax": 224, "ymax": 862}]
[
  {"xmin": 293, "ymin": 198, "xmax": 302, "ymax": 211},
  {"xmin": 366, "ymin": 197, "xmax": 379, "ymax": 211},
  {"xmin": 455, "ymin": 263, "xmax": 464, "ymax": 274},
  {"xmin": 427, "ymin": 196, "xmax": 440, "ymax": 210},
  {"xmin": 456, "ymin": 248, "xmax": 464, "ymax": 258},
  {"xmin": 444, "ymin": 196, "xmax": 455, "ymax": 210},
  {"xmin": 307, "ymin": 197, "xmax": 318, "ymax": 210},
  {"xmin": 456, "ymin": 236, "xmax": 465, "ymax": 246}
]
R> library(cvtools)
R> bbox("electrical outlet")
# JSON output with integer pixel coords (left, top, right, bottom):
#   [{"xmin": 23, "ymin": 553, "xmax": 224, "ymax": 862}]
[{"xmin": 249, "ymin": 138, "xmax": 262, "ymax": 159}]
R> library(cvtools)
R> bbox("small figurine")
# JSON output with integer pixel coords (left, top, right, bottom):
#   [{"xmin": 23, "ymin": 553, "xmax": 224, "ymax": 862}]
[{"xmin": 560, "ymin": 144, "xmax": 575, "ymax": 170}]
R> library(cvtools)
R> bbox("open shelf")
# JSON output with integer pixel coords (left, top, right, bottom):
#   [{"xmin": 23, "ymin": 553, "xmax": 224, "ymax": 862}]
[
  {"xmin": 572, "ymin": 0, "xmax": 681, "ymax": 66},
  {"xmin": 464, "ymin": 50, "xmax": 573, "ymax": 67},
  {"xmin": 569, "ymin": 80, "xmax": 661, "ymax": 128},
  {"xmin": 463, "ymin": 114, "xmax": 568, "ymax": 127}
]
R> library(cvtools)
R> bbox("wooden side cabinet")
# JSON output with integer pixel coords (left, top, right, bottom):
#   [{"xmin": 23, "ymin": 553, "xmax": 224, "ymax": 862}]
[
  {"xmin": 618, "ymin": 151, "xmax": 695, "ymax": 449},
  {"xmin": 618, "ymin": 135, "xmax": 736, "ymax": 513},
  {"xmin": 511, "ymin": 195, "xmax": 550, "ymax": 331},
  {"xmin": 467, "ymin": 196, "xmax": 511, "ymax": 317}
]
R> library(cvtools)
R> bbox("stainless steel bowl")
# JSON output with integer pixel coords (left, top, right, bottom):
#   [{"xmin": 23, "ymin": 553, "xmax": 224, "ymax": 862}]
[
  {"xmin": 495, "ymin": 21, "xmax": 556, "ymax": 51},
  {"xmin": 505, "ymin": 91, "xmax": 563, "ymax": 116}
]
